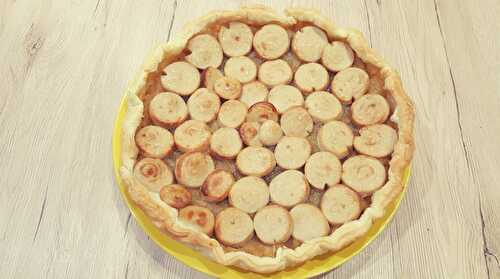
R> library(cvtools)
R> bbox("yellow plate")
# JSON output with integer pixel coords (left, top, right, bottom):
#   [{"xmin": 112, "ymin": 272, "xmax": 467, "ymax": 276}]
[{"xmin": 112, "ymin": 96, "xmax": 411, "ymax": 278}]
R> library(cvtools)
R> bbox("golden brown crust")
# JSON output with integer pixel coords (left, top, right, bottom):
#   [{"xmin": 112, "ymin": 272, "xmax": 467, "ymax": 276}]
[{"xmin": 120, "ymin": 6, "xmax": 415, "ymax": 274}]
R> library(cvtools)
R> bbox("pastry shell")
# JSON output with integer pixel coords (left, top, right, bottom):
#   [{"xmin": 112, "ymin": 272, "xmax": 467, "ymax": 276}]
[{"xmin": 120, "ymin": 6, "xmax": 415, "ymax": 273}]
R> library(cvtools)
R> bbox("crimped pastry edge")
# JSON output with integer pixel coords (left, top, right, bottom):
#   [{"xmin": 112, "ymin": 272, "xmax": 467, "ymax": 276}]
[{"xmin": 119, "ymin": 5, "xmax": 415, "ymax": 274}]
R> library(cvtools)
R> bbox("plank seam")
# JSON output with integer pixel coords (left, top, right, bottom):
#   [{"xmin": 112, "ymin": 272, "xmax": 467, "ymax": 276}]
[
  {"xmin": 125, "ymin": 260, "xmax": 130, "ymax": 279},
  {"xmin": 167, "ymin": 0, "xmax": 178, "ymax": 41},
  {"xmin": 362, "ymin": 0, "xmax": 373, "ymax": 47},
  {"xmin": 93, "ymin": 0, "xmax": 101, "ymax": 16},
  {"xmin": 124, "ymin": 213, "xmax": 132, "ymax": 237},
  {"xmin": 33, "ymin": 184, "xmax": 49, "ymax": 242}
]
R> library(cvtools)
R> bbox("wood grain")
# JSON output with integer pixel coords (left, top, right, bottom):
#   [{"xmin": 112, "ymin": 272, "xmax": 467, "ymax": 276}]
[{"xmin": 0, "ymin": 0, "xmax": 498, "ymax": 278}]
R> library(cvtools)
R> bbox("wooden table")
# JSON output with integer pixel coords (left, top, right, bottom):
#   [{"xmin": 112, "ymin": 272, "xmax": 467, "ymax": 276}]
[{"xmin": 1, "ymin": 0, "xmax": 498, "ymax": 278}]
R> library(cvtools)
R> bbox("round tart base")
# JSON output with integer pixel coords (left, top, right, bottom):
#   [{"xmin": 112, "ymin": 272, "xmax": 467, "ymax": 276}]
[{"xmin": 117, "ymin": 5, "xmax": 415, "ymax": 275}]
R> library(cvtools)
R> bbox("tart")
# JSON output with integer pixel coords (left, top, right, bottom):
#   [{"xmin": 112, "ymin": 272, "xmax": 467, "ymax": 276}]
[{"xmin": 120, "ymin": 6, "xmax": 414, "ymax": 274}]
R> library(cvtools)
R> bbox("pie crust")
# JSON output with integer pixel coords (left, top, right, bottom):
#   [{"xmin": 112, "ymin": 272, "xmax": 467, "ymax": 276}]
[{"xmin": 119, "ymin": 6, "xmax": 415, "ymax": 274}]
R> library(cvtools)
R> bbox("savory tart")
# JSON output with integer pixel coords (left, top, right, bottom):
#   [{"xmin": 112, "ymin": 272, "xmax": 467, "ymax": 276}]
[{"xmin": 120, "ymin": 6, "xmax": 414, "ymax": 274}]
